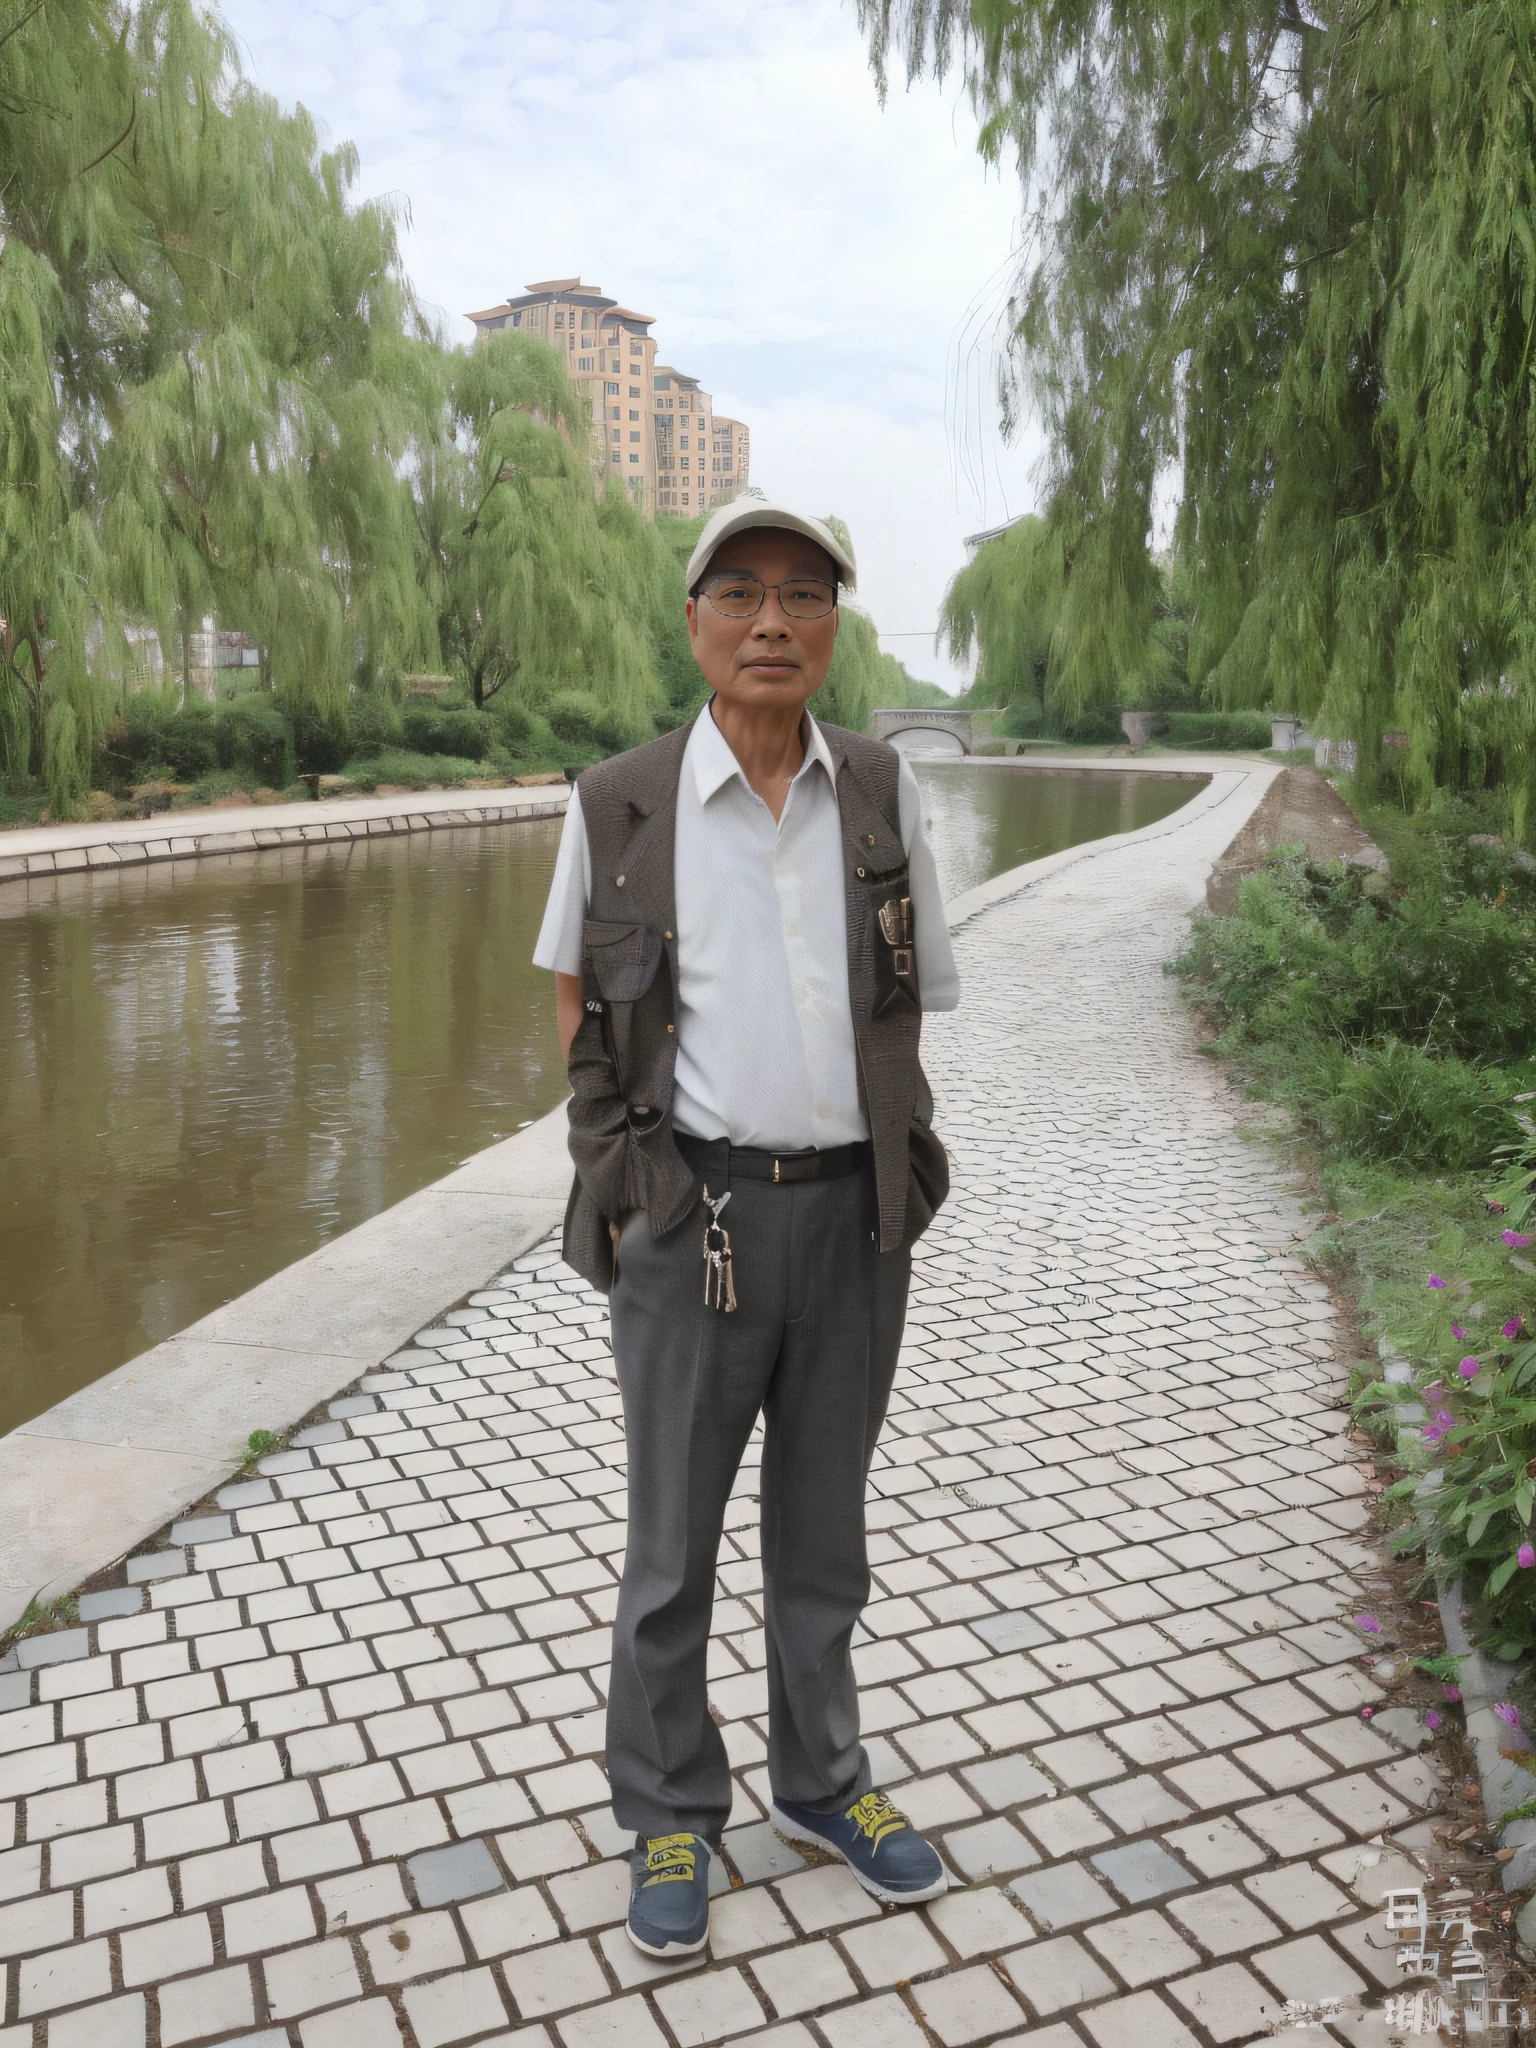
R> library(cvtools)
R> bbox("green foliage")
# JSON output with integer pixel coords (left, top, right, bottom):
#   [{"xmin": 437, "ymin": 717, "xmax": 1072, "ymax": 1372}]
[
  {"xmin": 401, "ymin": 705, "xmax": 495, "ymax": 759},
  {"xmin": 856, "ymin": 0, "xmax": 1536, "ymax": 829},
  {"xmin": 214, "ymin": 697, "xmax": 291, "ymax": 787},
  {"xmin": 342, "ymin": 751, "xmax": 486, "ymax": 791},
  {"xmin": 1174, "ymin": 801, "xmax": 1536, "ymax": 1652}
]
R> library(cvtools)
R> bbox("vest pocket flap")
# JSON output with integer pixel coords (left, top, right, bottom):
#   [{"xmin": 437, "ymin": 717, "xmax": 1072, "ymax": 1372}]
[{"xmin": 582, "ymin": 919, "xmax": 663, "ymax": 1003}]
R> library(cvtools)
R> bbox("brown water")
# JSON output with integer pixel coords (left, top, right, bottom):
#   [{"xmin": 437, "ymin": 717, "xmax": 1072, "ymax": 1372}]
[{"xmin": 0, "ymin": 764, "xmax": 1201, "ymax": 1433}]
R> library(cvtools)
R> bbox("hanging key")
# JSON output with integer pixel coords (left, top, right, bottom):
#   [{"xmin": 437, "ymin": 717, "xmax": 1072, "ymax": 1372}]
[{"xmin": 700, "ymin": 1185, "xmax": 737, "ymax": 1314}]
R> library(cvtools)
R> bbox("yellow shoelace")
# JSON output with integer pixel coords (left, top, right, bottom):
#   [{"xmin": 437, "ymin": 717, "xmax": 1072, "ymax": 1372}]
[
  {"xmin": 642, "ymin": 1833, "xmax": 699, "ymax": 1887},
  {"xmin": 845, "ymin": 1792, "xmax": 910, "ymax": 1848}
]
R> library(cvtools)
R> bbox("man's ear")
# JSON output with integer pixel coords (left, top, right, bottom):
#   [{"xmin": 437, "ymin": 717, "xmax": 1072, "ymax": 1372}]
[{"xmin": 686, "ymin": 596, "xmax": 699, "ymax": 645}]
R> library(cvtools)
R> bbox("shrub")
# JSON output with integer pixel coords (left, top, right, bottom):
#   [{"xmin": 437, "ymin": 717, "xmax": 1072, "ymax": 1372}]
[
  {"xmin": 213, "ymin": 696, "xmax": 290, "ymax": 786},
  {"xmin": 345, "ymin": 695, "xmax": 404, "ymax": 760},
  {"xmin": 342, "ymin": 750, "xmax": 484, "ymax": 791},
  {"xmin": 401, "ymin": 704, "xmax": 494, "ymax": 758},
  {"xmin": 290, "ymin": 708, "xmax": 349, "ymax": 775},
  {"xmin": 1320, "ymin": 1042, "xmax": 1522, "ymax": 1171},
  {"xmin": 543, "ymin": 690, "xmax": 640, "ymax": 754},
  {"xmin": 112, "ymin": 699, "xmax": 219, "ymax": 782}
]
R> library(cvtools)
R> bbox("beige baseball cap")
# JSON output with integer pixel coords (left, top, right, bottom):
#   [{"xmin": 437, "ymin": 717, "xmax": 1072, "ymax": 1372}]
[{"xmin": 684, "ymin": 494, "xmax": 857, "ymax": 594}]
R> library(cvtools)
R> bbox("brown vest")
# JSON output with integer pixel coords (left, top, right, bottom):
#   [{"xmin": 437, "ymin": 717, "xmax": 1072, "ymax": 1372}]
[{"xmin": 560, "ymin": 711, "xmax": 948, "ymax": 1290}]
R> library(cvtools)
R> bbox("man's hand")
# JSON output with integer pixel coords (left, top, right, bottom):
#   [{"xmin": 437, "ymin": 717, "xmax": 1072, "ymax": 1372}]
[{"xmin": 610, "ymin": 1221, "xmax": 622, "ymax": 1256}]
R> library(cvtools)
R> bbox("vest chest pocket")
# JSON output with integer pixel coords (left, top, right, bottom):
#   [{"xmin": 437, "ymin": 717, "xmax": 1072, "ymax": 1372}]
[
  {"xmin": 581, "ymin": 919, "xmax": 663, "ymax": 1003},
  {"xmin": 866, "ymin": 866, "xmax": 920, "ymax": 1017}
]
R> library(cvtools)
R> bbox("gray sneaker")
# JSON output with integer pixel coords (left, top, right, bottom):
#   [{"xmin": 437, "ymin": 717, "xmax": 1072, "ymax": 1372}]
[{"xmin": 626, "ymin": 1833, "xmax": 711, "ymax": 1958}]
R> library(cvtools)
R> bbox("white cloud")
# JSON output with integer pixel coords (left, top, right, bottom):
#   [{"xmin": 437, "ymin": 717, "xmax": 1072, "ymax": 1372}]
[{"xmin": 221, "ymin": 0, "xmax": 1046, "ymax": 688}]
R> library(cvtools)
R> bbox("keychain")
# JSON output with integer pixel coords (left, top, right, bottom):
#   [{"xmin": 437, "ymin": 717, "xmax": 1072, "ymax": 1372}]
[{"xmin": 701, "ymin": 1186, "xmax": 737, "ymax": 1313}]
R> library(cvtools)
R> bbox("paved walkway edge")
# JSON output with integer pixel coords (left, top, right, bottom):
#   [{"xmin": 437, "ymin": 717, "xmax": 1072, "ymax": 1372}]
[
  {"xmin": 0, "ymin": 786, "xmax": 570, "ymax": 886},
  {"xmin": 0, "ymin": 761, "xmax": 1276, "ymax": 1636}
]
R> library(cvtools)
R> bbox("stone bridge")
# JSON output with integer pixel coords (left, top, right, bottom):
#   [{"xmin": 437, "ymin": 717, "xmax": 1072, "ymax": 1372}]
[{"xmin": 871, "ymin": 707, "xmax": 975, "ymax": 756}]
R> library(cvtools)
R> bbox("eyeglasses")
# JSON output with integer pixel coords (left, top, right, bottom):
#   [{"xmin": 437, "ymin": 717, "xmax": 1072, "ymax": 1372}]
[{"xmin": 699, "ymin": 572, "xmax": 839, "ymax": 619}]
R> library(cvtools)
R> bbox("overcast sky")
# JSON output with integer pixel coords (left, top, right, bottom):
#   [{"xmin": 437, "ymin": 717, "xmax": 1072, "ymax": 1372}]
[{"xmin": 218, "ymin": 0, "xmax": 1046, "ymax": 691}]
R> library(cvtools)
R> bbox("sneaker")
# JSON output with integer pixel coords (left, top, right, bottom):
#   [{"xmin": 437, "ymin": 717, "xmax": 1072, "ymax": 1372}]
[
  {"xmin": 626, "ymin": 1833, "xmax": 711, "ymax": 1958},
  {"xmin": 771, "ymin": 1790, "xmax": 948, "ymax": 1904}
]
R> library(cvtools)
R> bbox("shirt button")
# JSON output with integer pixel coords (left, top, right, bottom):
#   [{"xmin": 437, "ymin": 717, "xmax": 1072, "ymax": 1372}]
[{"xmin": 666, "ymin": 1024, "xmax": 675, "ymax": 1034}]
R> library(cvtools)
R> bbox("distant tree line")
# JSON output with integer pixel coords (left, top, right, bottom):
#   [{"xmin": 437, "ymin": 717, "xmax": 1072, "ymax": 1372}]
[
  {"xmin": 0, "ymin": 0, "xmax": 926, "ymax": 817},
  {"xmin": 861, "ymin": 0, "xmax": 1536, "ymax": 829}
]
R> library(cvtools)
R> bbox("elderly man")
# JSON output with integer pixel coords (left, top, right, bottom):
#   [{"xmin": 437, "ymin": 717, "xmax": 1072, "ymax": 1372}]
[{"xmin": 533, "ymin": 496, "xmax": 958, "ymax": 1958}]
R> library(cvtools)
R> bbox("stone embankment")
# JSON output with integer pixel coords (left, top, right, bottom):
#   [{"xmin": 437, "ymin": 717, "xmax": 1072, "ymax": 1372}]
[
  {"xmin": 0, "ymin": 764, "xmax": 1456, "ymax": 2047},
  {"xmin": 0, "ymin": 786, "xmax": 570, "ymax": 888}
]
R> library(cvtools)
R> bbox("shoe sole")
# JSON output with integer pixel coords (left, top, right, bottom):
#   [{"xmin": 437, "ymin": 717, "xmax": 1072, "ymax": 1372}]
[
  {"xmin": 625, "ymin": 1920, "xmax": 710, "ymax": 1959},
  {"xmin": 769, "ymin": 1805, "xmax": 950, "ymax": 1905}
]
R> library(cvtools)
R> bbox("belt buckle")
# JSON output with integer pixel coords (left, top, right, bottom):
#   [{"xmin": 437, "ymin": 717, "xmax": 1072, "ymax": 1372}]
[{"xmin": 772, "ymin": 1157, "xmax": 780, "ymax": 1184}]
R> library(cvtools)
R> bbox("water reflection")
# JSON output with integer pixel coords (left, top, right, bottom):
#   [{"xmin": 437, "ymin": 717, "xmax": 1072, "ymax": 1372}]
[{"xmin": 0, "ymin": 764, "xmax": 1201, "ymax": 1432}]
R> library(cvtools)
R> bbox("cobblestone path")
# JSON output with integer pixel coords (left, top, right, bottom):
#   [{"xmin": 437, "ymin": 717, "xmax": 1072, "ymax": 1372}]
[{"xmin": 0, "ymin": 787, "xmax": 1443, "ymax": 2048}]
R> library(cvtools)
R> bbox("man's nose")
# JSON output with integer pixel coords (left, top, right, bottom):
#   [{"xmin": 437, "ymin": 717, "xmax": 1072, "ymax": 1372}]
[{"xmin": 753, "ymin": 594, "xmax": 793, "ymax": 634}]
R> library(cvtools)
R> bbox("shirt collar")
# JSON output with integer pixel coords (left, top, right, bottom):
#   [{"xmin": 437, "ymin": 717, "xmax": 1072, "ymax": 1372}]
[{"xmin": 689, "ymin": 699, "xmax": 837, "ymax": 806}]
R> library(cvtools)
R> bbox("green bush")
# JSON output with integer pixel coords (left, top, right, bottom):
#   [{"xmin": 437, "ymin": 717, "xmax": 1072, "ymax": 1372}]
[
  {"xmin": 544, "ymin": 690, "xmax": 640, "ymax": 754},
  {"xmin": 345, "ymin": 695, "xmax": 404, "ymax": 761},
  {"xmin": 213, "ymin": 696, "xmax": 290, "ymax": 786},
  {"xmin": 401, "ymin": 704, "xmax": 494, "ymax": 758},
  {"xmin": 342, "ymin": 750, "xmax": 484, "ymax": 791},
  {"xmin": 111, "ymin": 699, "xmax": 219, "ymax": 783},
  {"xmin": 290, "ymin": 708, "xmax": 349, "ymax": 776},
  {"xmin": 1320, "ymin": 1042, "xmax": 1522, "ymax": 1171}
]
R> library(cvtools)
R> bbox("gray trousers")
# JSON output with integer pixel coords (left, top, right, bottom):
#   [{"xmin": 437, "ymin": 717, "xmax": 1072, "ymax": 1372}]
[{"xmin": 605, "ymin": 1164, "xmax": 910, "ymax": 1843}]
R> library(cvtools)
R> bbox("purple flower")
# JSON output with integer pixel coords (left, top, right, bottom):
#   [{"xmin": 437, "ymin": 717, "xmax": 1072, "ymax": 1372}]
[
  {"xmin": 1504, "ymin": 1319, "xmax": 1524, "ymax": 1339},
  {"xmin": 1495, "ymin": 1702, "xmax": 1523, "ymax": 1729},
  {"xmin": 1504, "ymin": 1231, "xmax": 1531, "ymax": 1249},
  {"xmin": 1422, "ymin": 1409, "xmax": 1456, "ymax": 1445},
  {"xmin": 1459, "ymin": 1356, "xmax": 1481, "ymax": 1380},
  {"xmin": 1360, "ymin": 1705, "xmax": 1374, "ymax": 1720},
  {"xmin": 1429, "ymin": 1275, "xmax": 1447, "ymax": 1289},
  {"xmin": 1353, "ymin": 1613, "xmax": 1382, "ymax": 1634},
  {"xmin": 1519, "ymin": 1546, "xmax": 1536, "ymax": 1570},
  {"xmin": 1444, "ymin": 1683, "xmax": 1463, "ymax": 1702},
  {"xmin": 1425, "ymin": 1710, "xmax": 1442, "ymax": 1731}
]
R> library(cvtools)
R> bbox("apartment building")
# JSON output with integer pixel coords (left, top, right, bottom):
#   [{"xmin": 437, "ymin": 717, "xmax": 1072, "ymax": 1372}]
[
  {"xmin": 466, "ymin": 279, "xmax": 750, "ymax": 519},
  {"xmin": 652, "ymin": 367, "xmax": 750, "ymax": 516}
]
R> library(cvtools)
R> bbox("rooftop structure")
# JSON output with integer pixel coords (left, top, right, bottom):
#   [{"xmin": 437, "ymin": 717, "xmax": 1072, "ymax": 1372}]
[{"xmin": 468, "ymin": 280, "xmax": 750, "ymax": 519}]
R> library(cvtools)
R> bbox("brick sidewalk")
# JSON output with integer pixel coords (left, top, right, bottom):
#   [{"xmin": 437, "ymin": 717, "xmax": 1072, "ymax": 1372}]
[{"xmin": 0, "ymin": 801, "xmax": 1444, "ymax": 2048}]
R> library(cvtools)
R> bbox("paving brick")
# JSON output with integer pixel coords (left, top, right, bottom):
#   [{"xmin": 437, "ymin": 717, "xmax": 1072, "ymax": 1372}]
[
  {"xmin": 158, "ymin": 1965, "xmax": 255, "ymax": 2045},
  {"xmin": 404, "ymin": 1965, "xmax": 516, "ymax": 2046},
  {"xmin": 817, "ymin": 1993, "xmax": 928, "ymax": 2048},
  {"xmin": 1084, "ymin": 1907, "xmax": 1201, "ymax": 1985},
  {"xmin": 297, "ymin": 1998, "xmax": 404, "ymax": 2048},
  {"xmin": 1167, "ymin": 1883, "xmax": 1283, "ymax": 1955},
  {"xmin": 1249, "ymin": 1931, "xmax": 1367, "ymax": 2005},
  {"xmin": 1163, "ymin": 1815, "xmax": 1267, "ymax": 1878},
  {"xmin": 1078, "ymin": 1989, "xmax": 1202, "ymax": 2047},
  {"xmin": 498, "ymin": 1941, "xmax": 609, "ymax": 2021},
  {"xmin": 912, "ymin": 1963, "xmax": 1026, "ymax": 2045},
  {"xmin": 1167, "ymin": 1961, "xmax": 1282, "ymax": 2042},
  {"xmin": 264, "ymin": 1938, "xmax": 364, "ymax": 2019},
  {"xmin": 1001, "ymin": 1932, "xmax": 1115, "ymax": 2015},
  {"xmin": 773, "ymin": 1864, "xmax": 882, "ymax": 1934},
  {"xmin": 458, "ymin": 1887, "xmax": 561, "ymax": 1959},
  {"xmin": 47, "ymin": 1992, "xmax": 147, "ymax": 2048},
  {"xmin": 1009, "ymin": 1860, "xmax": 1115, "ymax": 1932},
  {"xmin": 224, "ymin": 1886, "xmax": 321, "ymax": 1955},
  {"xmin": 839, "ymin": 1911, "xmax": 947, "ymax": 1987},
  {"xmin": 118, "ymin": 1912, "xmax": 214, "ymax": 1985},
  {"xmin": 1243, "ymin": 1861, "xmax": 1352, "ymax": 1930}
]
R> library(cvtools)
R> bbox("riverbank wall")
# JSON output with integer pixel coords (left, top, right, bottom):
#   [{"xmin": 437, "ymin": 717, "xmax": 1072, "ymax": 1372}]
[
  {"xmin": 0, "ymin": 784, "xmax": 571, "ymax": 887},
  {"xmin": 0, "ymin": 760, "xmax": 1282, "ymax": 1631}
]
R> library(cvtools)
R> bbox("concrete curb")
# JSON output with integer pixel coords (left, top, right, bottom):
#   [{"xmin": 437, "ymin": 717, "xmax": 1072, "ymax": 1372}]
[
  {"xmin": 0, "ymin": 1107, "xmax": 574, "ymax": 1631},
  {"xmin": 0, "ymin": 784, "xmax": 570, "ymax": 886},
  {"xmin": 0, "ymin": 756, "xmax": 1280, "ymax": 1635}
]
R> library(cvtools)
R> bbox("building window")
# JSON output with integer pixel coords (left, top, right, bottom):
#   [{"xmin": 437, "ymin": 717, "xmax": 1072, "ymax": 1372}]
[
  {"xmin": 554, "ymin": 313, "xmax": 564, "ymax": 328},
  {"xmin": 578, "ymin": 357, "xmax": 593, "ymax": 371},
  {"xmin": 581, "ymin": 310, "xmax": 592, "ymax": 327},
  {"xmin": 605, "ymin": 382, "xmax": 619, "ymax": 396},
  {"xmin": 510, "ymin": 312, "xmax": 521, "ymax": 327},
  {"xmin": 627, "ymin": 410, "xmax": 637, "ymax": 421},
  {"xmin": 680, "ymin": 457, "xmax": 689, "ymax": 469},
  {"xmin": 629, "ymin": 341, "xmax": 642, "ymax": 355},
  {"xmin": 611, "ymin": 429, "xmax": 620, "ymax": 441},
  {"xmin": 611, "ymin": 451, "xmax": 620, "ymax": 463},
  {"xmin": 629, "ymin": 453, "xmax": 639, "ymax": 463},
  {"xmin": 608, "ymin": 406, "xmax": 620, "ymax": 420},
  {"xmin": 629, "ymin": 431, "xmax": 640, "ymax": 443}
]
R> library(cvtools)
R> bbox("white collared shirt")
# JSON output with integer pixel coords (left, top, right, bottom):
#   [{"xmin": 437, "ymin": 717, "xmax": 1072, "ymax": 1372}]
[{"xmin": 533, "ymin": 704, "xmax": 959, "ymax": 1149}]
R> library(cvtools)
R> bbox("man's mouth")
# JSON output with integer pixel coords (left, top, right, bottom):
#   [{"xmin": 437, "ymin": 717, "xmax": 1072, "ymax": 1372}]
[{"xmin": 742, "ymin": 658, "xmax": 799, "ymax": 676}]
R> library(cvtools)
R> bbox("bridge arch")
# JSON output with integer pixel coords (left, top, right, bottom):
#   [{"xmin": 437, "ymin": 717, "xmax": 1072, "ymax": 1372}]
[{"xmin": 871, "ymin": 708, "xmax": 974, "ymax": 756}]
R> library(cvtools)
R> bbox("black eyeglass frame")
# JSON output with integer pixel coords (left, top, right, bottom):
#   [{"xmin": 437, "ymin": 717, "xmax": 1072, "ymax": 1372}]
[{"xmin": 693, "ymin": 572, "xmax": 840, "ymax": 620}]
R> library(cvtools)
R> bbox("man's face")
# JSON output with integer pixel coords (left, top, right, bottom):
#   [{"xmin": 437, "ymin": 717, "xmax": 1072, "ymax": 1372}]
[{"xmin": 686, "ymin": 530, "xmax": 841, "ymax": 715}]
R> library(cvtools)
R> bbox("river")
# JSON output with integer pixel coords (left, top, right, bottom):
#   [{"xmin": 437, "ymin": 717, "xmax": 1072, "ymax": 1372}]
[{"xmin": 0, "ymin": 762, "xmax": 1200, "ymax": 1432}]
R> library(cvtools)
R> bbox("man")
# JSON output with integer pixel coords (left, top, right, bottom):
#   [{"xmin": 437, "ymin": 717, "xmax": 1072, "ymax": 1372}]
[{"xmin": 533, "ymin": 496, "xmax": 959, "ymax": 1959}]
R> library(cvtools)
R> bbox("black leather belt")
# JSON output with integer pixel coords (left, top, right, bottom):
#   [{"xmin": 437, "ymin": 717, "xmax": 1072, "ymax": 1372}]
[{"xmin": 675, "ymin": 1133, "xmax": 871, "ymax": 1185}]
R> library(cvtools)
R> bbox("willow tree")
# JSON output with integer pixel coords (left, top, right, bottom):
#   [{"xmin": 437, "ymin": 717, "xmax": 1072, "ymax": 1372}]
[
  {"xmin": 859, "ymin": 1, "xmax": 1536, "ymax": 829},
  {"xmin": 407, "ymin": 331, "xmax": 672, "ymax": 738},
  {"xmin": 1, "ymin": 0, "xmax": 432, "ymax": 809}
]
